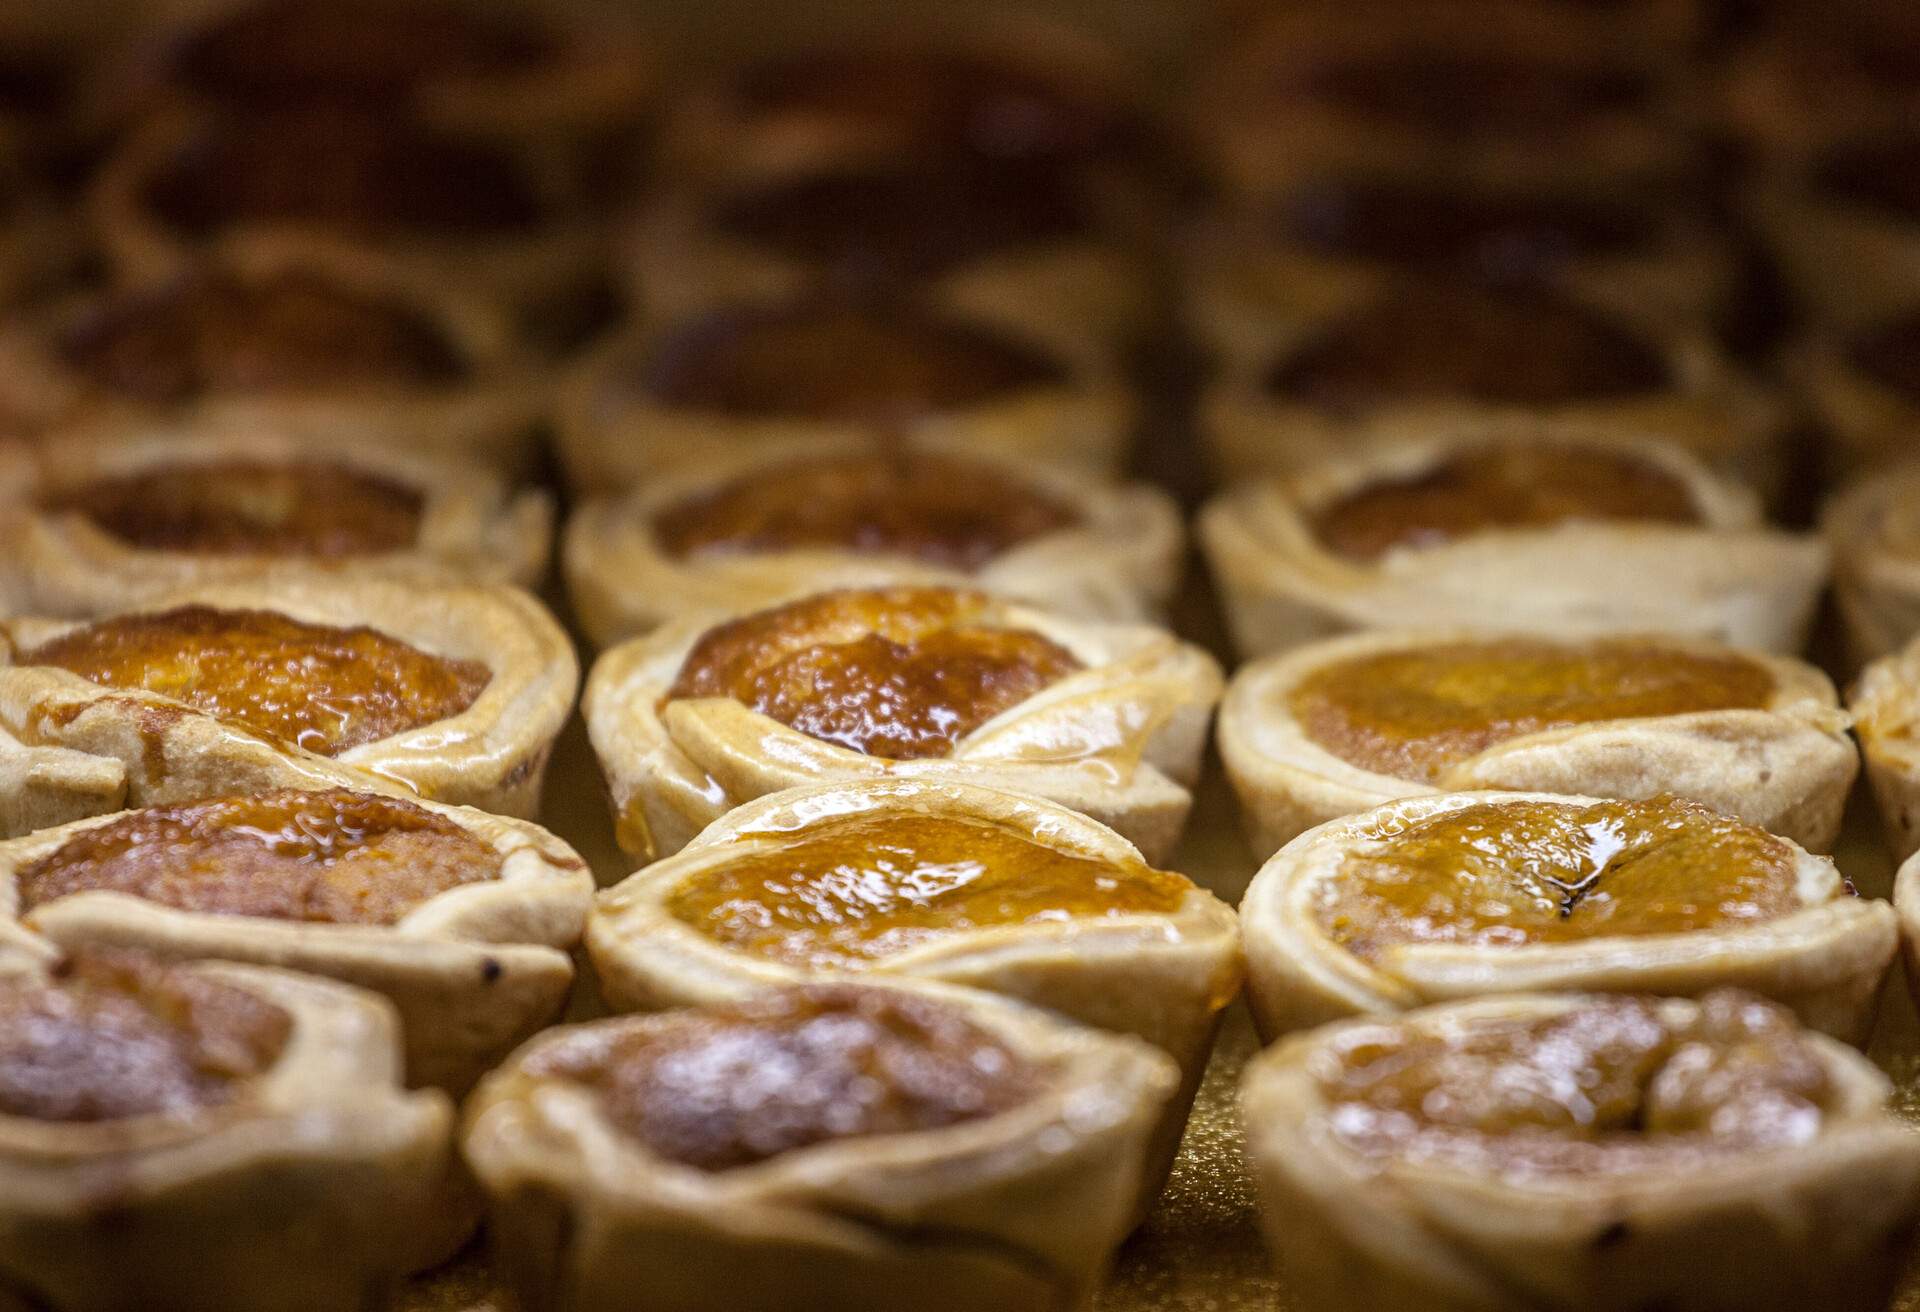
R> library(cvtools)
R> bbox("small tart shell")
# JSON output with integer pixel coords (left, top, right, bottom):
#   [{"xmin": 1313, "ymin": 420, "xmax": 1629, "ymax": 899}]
[
  {"xmin": 1240, "ymin": 991, "xmax": 1920, "ymax": 1312},
  {"xmin": 1220, "ymin": 629, "xmax": 1857, "ymax": 860},
  {"xmin": 0, "ymin": 797, "xmax": 593, "ymax": 1092},
  {"xmin": 1847, "ymin": 635, "xmax": 1920, "ymax": 862},
  {"xmin": 1748, "ymin": 158, "xmax": 1920, "ymax": 331},
  {"xmin": 0, "ymin": 957, "xmax": 455, "ymax": 1312},
  {"xmin": 1825, "ymin": 462, "xmax": 1920, "ymax": 666},
  {"xmin": 584, "ymin": 595, "xmax": 1222, "ymax": 866},
  {"xmin": 0, "ymin": 576, "xmax": 578, "ymax": 826},
  {"xmin": 1239, "ymin": 789, "xmax": 1896, "ymax": 1044},
  {"xmin": 463, "ymin": 980, "xmax": 1179, "ymax": 1312},
  {"xmin": 1198, "ymin": 428, "xmax": 1828, "ymax": 660}
]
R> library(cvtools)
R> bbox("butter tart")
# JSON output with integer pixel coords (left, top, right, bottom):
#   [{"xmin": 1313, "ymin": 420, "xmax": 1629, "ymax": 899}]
[
  {"xmin": 0, "ymin": 576, "xmax": 576, "ymax": 825},
  {"xmin": 1825, "ymin": 461, "xmax": 1920, "ymax": 665},
  {"xmin": 1846, "ymin": 635, "xmax": 1920, "ymax": 861},
  {"xmin": 0, "ymin": 787, "xmax": 592, "ymax": 1091},
  {"xmin": 563, "ymin": 446, "xmax": 1182, "ymax": 645},
  {"xmin": 1221, "ymin": 630, "xmax": 1856, "ymax": 859},
  {"xmin": 1239, "ymin": 790, "xmax": 1895, "ymax": 1043},
  {"xmin": 583, "ymin": 585, "xmax": 1221, "ymax": 865},
  {"xmin": 463, "ymin": 981, "xmax": 1178, "ymax": 1312},
  {"xmin": 0, "ymin": 949, "xmax": 455, "ymax": 1312},
  {"xmin": 1199, "ymin": 430, "xmax": 1827, "ymax": 660},
  {"xmin": 1788, "ymin": 306, "xmax": 1920, "ymax": 479},
  {"xmin": 1750, "ymin": 131, "xmax": 1920, "ymax": 330},
  {"xmin": 1240, "ymin": 989, "xmax": 1920, "ymax": 1312}
]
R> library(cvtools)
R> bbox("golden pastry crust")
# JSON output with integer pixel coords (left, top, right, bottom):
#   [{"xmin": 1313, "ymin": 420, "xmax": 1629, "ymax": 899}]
[
  {"xmin": 0, "ymin": 576, "xmax": 577, "ymax": 825},
  {"xmin": 584, "ymin": 587, "xmax": 1221, "ymax": 866},
  {"xmin": 1239, "ymin": 790, "xmax": 1896, "ymax": 1043},
  {"xmin": 1220, "ymin": 629, "xmax": 1856, "ymax": 859},
  {"xmin": 1240, "ymin": 990, "xmax": 1920, "ymax": 1312},
  {"xmin": 1825, "ymin": 462, "xmax": 1920, "ymax": 665},
  {"xmin": 1199, "ymin": 428, "xmax": 1827, "ymax": 660},
  {"xmin": 1848, "ymin": 635, "xmax": 1920, "ymax": 861},
  {"xmin": 463, "ymin": 980, "xmax": 1178, "ymax": 1312}
]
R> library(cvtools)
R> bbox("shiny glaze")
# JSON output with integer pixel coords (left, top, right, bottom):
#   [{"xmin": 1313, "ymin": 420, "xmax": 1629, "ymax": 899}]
[
  {"xmin": 1291, "ymin": 638, "xmax": 1775, "ymax": 782},
  {"xmin": 666, "ymin": 587, "xmax": 1082, "ymax": 760},
  {"xmin": 1814, "ymin": 135, "xmax": 1920, "ymax": 222},
  {"xmin": 17, "ymin": 788, "xmax": 500, "ymax": 925},
  {"xmin": 653, "ymin": 452, "xmax": 1080, "ymax": 571},
  {"xmin": 1311, "ymin": 444, "xmax": 1698, "ymax": 561},
  {"xmin": 1849, "ymin": 308, "xmax": 1920, "ymax": 402},
  {"xmin": 0, "ymin": 952, "xmax": 289, "ymax": 1122},
  {"xmin": 22, "ymin": 604, "xmax": 491, "ymax": 757},
  {"xmin": 667, "ymin": 812, "xmax": 1190, "ymax": 969},
  {"xmin": 1279, "ymin": 52, "xmax": 1650, "ymax": 137},
  {"xmin": 1319, "ymin": 796, "xmax": 1801, "ymax": 960},
  {"xmin": 526, "ymin": 986, "xmax": 1038, "ymax": 1171}
]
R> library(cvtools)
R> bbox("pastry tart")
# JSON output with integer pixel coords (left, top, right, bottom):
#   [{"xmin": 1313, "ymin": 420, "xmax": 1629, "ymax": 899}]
[
  {"xmin": 0, "ymin": 575, "xmax": 576, "ymax": 825},
  {"xmin": 1788, "ymin": 305, "xmax": 1920, "ymax": 479},
  {"xmin": 562, "ymin": 446, "xmax": 1183, "ymax": 645},
  {"xmin": 0, "ymin": 948, "xmax": 455, "ymax": 1312},
  {"xmin": 463, "ymin": 981, "xmax": 1178, "ymax": 1312},
  {"xmin": 555, "ymin": 293, "xmax": 1132, "ymax": 491},
  {"xmin": 1198, "ymin": 429, "xmax": 1827, "ymax": 659},
  {"xmin": 1825, "ymin": 461, "xmax": 1920, "ymax": 664},
  {"xmin": 1220, "ymin": 629, "xmax": 1855, "ymax": 859},
  {"xmin": 1240, "ymin": 988, "xmax": 1920, "ymax": 1312},
  {"xmin": 1238, "ymin": 790, "xmax": 1895, "ymax": 1043},
  {"xmin": 1847, "ymin": 635, "xmax": 1920, "ymax": 861},
  {"xmin": 1749, "ymin": 131, "xmax": 1920, "ymax": 329},
  {"xmin": 0, "ymin": 427, "xmax": 551, "ymax": 617},
  {"xmin": 583, "ymin": 585, "xmax": 1222, "ymax": 865}
]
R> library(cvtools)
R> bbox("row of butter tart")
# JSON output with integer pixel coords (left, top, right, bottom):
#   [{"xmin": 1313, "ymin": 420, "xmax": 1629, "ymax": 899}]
[
  {"xmin": 1789, "ymin": 301, "xmax": 1920, "ymax": 478},
  {"xmin": 0, "ymin": 575, "xmax": 575, "ymax": 830},
  {"xmin": 0, "ymin": 428, "xmax": 549, "ymax": 617},
  {"xmin": 563, "ymin": 445, "xmax": 1181, "ymax": 645},
  {"xmin": 1238, "ymin": 790, "xmax": 1895, "ymax": 1044},
  {"xmin": 1199, "ymin": 429, "xmax": 1827, "ymax": 660},
  {"xmin": 465, "ymin": 981, "xmax": 1177, "ymax": 1312},
  {"xmin": 556, "ymin": 292, "xmax": 1132, "ymax": 491},
  {"xmin": 0, "ymin": 783, "xmax": 591, "ymax": 1091},
  {"xmin": 1847, "ymin": 634, "xmax": 1920, "ymax": 862},
  {"xmin": 1240, "ymin": 989, "xmax": 1920, "ymax": 1312},
  {"xmin": 584, "ymin": 586, "xmax": 1221, "ymax": 866},
  {"xmin": 0, "ymin": 945, "xmax": 455, "ymax": 1312},
  {"xmin": 1826, "ymin": 460, "xmax": 1920, "ymax": 665},
  {"xmin": 1219, "ymin": 629, "xmax": 1855, "ymax": 859}
]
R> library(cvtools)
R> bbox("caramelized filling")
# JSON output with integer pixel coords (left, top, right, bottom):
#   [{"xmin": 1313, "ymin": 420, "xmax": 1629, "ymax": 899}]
[
  {"xmin": 1266, "ymin": 282, "xmax": 1671, "ymax": 412},
  {"xmin": 666, "ymin": 587, "xmax": 1082, "ymax": 760},
  {"xmin": 653, "ymin": 452, "xmax": 1080, "ymax": 571},
  {"xmin": 1283, "ymin": 53, "xmax": 1650, "ymax": 137},
  {"xmin": 667, "ymin": 812, "xmax": 1190, "ymax": 969},
  {"xmin": 1849, "ymin": 309, "xmax": 1920, "ymax": 403},
  {"xmin": 637, "ymin": 300, "xmax": 1066, "ymax": 422},
  {"xmin": 1311, "ymin": 444, "xmax": 1699, "ymax": 561},
  {"xmin": 0, "ymin": 952, "xmax": 289, "ymax": 1122},
  {"xmin": 1291, "ymin": 638, "xmax": 1775, "ymax": 783},
  {"xmin": 527, "ymin": 986, "xmax": 1039, "ymax": 1171},
  {"xmin": 21, "ymin": 604, "xmax": 491, "ymax": 757},
  {"xmin": 48, "ymin": 460, "xmax": 424, "ymax": 557},
  {"xmin": 17, "ymin": 788, "xmax": 500, "ymax": 925},
  {"xmin": 1814, "ymin": 135, "xmax": 1920, "ymax": 223},
  {"xmin": 1319, "ymin": 796, "xmax": 1802, "ymax": 961},
  {"xmin": 58, "ymin": 270, "xmax": 468, "ymax": 402},
  {"xmin": 1317, "ymin": 991, "xmax": 1834, "ymax": 1174}
]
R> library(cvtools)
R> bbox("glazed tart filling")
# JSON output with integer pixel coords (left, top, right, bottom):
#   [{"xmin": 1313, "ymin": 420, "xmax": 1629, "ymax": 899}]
[
  {"xmin": 664, "ymin": 812, "xmax": 1190, "ymax": 969},
  {"xmin": 635, "ymin": 299, "xmax": 1067, "ymax": 422},
  {"xmin": 525, "ymin": 986, "xmax": 1040, "ymax": 1171},
  {"xmin": 16, "ymin": 787, "xmax": 502, "ymax": 925},
  {"xmin": 1289, "ymin": 638, "xmax": 1775, "ymax": 782},
  {"xmin": 46, "ymin": 459, "xmax": 425, "ymax": 558},
  {"xmin": 1264, "ymin": 282, "xmax": 1671, "ymax": 412},
  {"xmin": 58, "ymin": 270, "xmax": 469, "ymax": 402},
  {"xmin": 1812, "ymin": 135, "xmax": 1920, "ymax": 223},
  {"xmin": 1847, "ymin": 308, "xmax": 1920, "ymax": 403},
  {"xmin": 0, "ymin": 952, "xmax": 289, "ymax": 1122},
  {"xmin": 20, "ymin": 604, "xmax": 492, "ymax": 756},
  {"xmin": 1310, "ymin": 444, "xmax": 1699, "ymax": 562},
  {"xmin": 1319, "ymin": 795, "xmax": 1801, "ymax": 961},
  {"xmin": 666, "ymin": 587, "xmax": 1082, "ymax": 760},
  {"xmin": 1279, "ymin": 53, "xmax": 1651, "ymax": 137},
  {"xmin": 1315, "ymin": 990, "xmax": 1834, "ymax": 1174},
  {"xmin": 652, "ymin": 452, "xmax": 1081, "ymax": 571}
]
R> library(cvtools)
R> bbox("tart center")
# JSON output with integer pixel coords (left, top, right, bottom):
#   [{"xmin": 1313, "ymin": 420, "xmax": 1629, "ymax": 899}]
[
  {"xmin": 21, "ymin": 604, "xmax": 492, "ymax": 757},
  {"xmin": 1848, "ymin": 309, "xmax": 1920, "ymax": 403},
  {"xmin": 16, "ymin": 788, "xmax": 502, "ymax": 926},
  {"xmin": 0, "ymin": 952, "xmax": 290, "ymax": 1123},
  {"xmin": 1287, "ymin": 53, "xmax": 1650, "ymax": 136},
  {"xmin": 528, "ymin": 986, "xmax": 1039, "ymax": 1171},
  {"xmin": 1319, "ymin": 796, "xmax": 1801, "ymax": 960},
  {"xmin": 1290, "ymin": 638, "xmax": 1775, "ymax": 782},
  {"xmin": 47, "ymin": 459, "xmax": 425, "ymax": 558},
  {"xmin": 652, "ymin": 452, "xmax": 1081, "ymax": 571},
  {"xmin": 666, "ymin": 812, "xmax": 1190, "ymax": 969},
  {"xmin": 666, "ymin": 587, "xmax": 1083, "ymax": 760},
  {"xmin": 1310, "ymin": 444, "xmax": 1699, "ymax": 561}
]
